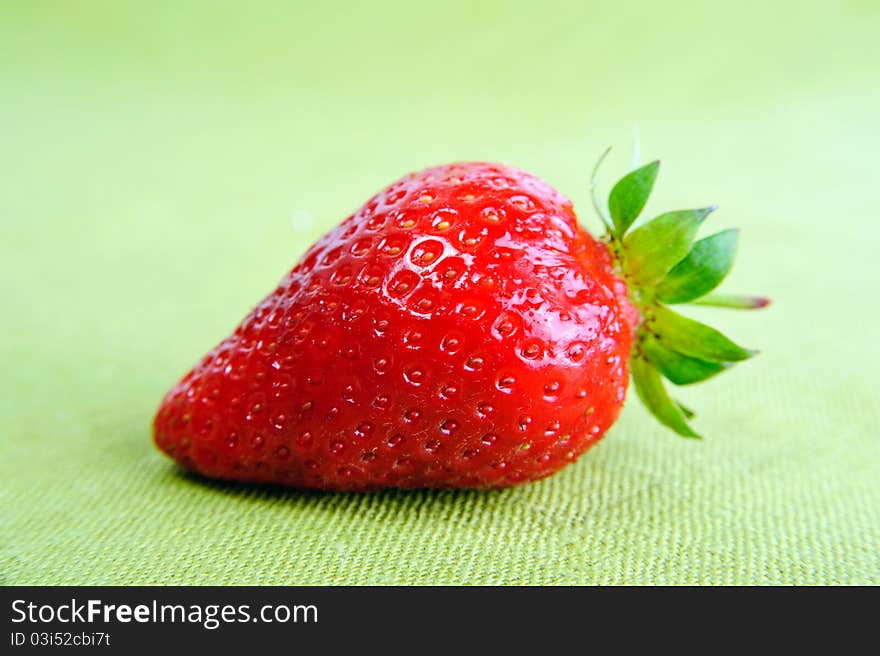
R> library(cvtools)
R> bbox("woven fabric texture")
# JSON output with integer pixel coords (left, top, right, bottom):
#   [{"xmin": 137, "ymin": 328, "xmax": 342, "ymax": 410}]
[{"xmin": 2, "ymin": 1, "xmax": 878, "ymax": 585}]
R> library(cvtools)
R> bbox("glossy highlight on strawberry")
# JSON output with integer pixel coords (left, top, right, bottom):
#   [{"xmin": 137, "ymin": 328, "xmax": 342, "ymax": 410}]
[{"xmin": 154, "ymin": 162, "xmax": 635, "ymax": 489}]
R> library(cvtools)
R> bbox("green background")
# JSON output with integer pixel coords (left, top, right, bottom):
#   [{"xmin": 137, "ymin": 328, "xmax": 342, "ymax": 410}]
[{"xmin": 2, "ymin": 1, "xmax": 878, "ymax": 585}]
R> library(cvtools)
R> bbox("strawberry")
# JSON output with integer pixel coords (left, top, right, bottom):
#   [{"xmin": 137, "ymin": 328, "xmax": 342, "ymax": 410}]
[{"xmin": 153, "ymin": 156, "xmax": 766, "ymax": 490}]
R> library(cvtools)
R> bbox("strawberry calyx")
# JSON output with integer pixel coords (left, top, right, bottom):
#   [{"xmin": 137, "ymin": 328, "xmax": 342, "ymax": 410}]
[{"xmin": 590, "ymin": 151, "xmax": 769, "ymax": 438}]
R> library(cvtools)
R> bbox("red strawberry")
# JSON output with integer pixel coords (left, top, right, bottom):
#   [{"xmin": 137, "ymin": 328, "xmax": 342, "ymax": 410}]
[{"xmin": 153, "ymin": 157, "xmax": 766, "ymax": 490}]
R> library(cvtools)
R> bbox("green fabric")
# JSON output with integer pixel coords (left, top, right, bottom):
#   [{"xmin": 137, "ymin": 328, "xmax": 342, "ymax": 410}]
[{"xmin": 2, "ymin": 1, "xmax": 878, "ymax": 586}]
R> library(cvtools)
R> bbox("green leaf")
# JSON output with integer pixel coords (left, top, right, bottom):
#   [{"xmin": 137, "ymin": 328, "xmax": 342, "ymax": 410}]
[
  {"xmin": 623, "ymin": 207, "xmax": 715, "ymax": 285},
  {"xmin": 608, "ymin": 160, "xmax": 659, "ymax": 237},
  {"xmin": 676, "ymin": 400, "xmax": 696, "ymax": 419},
  {"xmin": 630, "ymin": 355, "xmax": 700, "ymax": 438},
  {"xmin": 649, "ymin": 305, "xmax": 755, "ymax": 362},
  {"xmin": 656, "ymin": 229, "xmax": 739, "ymax": 304},
  {"xmin": 639, "ymin": 333, "xmax": 730, "ymax": 385},
  {"xmin": 690, "ymin": 293, "xmax": 771, "ymax": 309}
]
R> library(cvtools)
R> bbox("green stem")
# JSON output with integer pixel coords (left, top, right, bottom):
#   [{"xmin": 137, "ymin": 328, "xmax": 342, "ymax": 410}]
[{"xmin": 689, "ymin": 293, "xmax": 771, "ymax": 310}]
